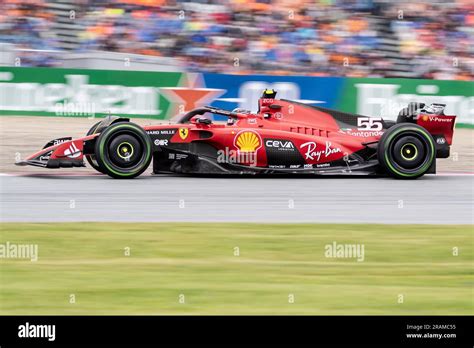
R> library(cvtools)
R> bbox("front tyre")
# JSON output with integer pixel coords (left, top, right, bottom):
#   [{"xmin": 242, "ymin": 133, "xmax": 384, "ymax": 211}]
[
  {"xmin": 85, "ymin": 121, "xmax": 104, "ymax": 173},
  {"xmin": 94, "ymin": 122, "xmax": 152, "ymax": 179},
  {"xmin": 377, "ymin": 123, "xmax": 435, "ymax": 179}
]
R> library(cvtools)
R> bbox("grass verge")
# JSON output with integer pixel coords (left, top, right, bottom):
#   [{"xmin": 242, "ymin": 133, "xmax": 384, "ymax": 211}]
[{"xmin": 0, "ymin": 223, "xmax": 472, "ymax": 315}]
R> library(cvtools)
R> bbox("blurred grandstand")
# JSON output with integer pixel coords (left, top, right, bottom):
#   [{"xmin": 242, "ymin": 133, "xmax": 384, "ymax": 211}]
[{"xmin": 0, "ymin": 0, "xmax": 472, "ymax": 80}]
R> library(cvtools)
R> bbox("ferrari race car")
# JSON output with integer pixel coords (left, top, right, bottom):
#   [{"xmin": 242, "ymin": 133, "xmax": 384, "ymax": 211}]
[{"xmin": 16, "ymin": 90, "xmax": 456, "ymax": 179}]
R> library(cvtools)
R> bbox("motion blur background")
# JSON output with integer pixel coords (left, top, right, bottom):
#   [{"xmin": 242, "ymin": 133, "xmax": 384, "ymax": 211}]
[{"xmin": 1, "ymin": 0, "xmax": 473, "ymax": 79}]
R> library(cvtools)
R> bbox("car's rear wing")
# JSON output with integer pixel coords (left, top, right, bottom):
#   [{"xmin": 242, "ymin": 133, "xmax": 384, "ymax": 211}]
[{"xmin": 417, "ymin": 113, "xmax": 456, "ymax": 146}]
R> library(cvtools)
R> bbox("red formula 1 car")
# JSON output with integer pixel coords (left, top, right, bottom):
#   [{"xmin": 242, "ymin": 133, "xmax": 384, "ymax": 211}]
[{"xmin": 17, "ymin": 90, "xmax": 456, "ymax": 179}]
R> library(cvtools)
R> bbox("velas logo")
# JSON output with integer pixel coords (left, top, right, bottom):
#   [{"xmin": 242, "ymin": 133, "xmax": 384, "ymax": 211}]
[
  {"xmin": 234, "ymin": 130, "xmax": 262, "ymax": 153},
  {"xmin": 179, "ymin": 128, "xmax": 189, "ymax": 140}
]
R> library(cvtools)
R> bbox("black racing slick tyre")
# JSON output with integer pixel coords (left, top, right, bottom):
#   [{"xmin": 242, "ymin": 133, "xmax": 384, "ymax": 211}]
[
  {"xmin": 94, "ymin": 122, "xmax": 152, "ymax": 179},
  {"xmin": 377, "ymin": 123, "xmax": 435, "ymax": 179},
  {"xmin": 85, "ymin": 121, "xmax": 104, "ymax": 173}
]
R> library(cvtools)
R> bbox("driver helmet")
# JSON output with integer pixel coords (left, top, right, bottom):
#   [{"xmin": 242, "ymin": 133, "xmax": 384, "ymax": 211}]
[{"xmin": 262, "ymin": 89, "xmax": 277, "ymax": 99}]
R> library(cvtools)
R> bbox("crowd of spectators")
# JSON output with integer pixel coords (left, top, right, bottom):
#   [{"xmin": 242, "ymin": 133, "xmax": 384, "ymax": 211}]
[{"xmin": 0, "ymin": 0, "xmax": 472, "ymax": 80}]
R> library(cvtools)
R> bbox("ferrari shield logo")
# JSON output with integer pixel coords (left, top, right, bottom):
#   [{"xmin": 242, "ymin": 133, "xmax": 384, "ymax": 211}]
[{"xmin": 179, "ymin": 128, "xmax": 189, "ymax": 140}]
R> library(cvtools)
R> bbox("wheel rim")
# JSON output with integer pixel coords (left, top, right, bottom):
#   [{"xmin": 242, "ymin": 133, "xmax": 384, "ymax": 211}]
[
  {"xmin": 400, "ymin": 143, "xmax": 418, "ymax": 161},
  {"xmin": 116, "ymin": 142, "xmax": 134, "ymax": 160},
  {"xmin": 104, "ymin": 130, "xmax": 146, "ymax": 170},
  {"xmin": 387, "ymin": 131, "xmax": 432, "ymax": 174}
]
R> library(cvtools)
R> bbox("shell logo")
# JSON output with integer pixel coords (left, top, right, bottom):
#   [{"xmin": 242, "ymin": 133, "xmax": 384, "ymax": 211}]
[{"xmin": 234, "ymin": 130, "xmax": 262, "ymax": 153}]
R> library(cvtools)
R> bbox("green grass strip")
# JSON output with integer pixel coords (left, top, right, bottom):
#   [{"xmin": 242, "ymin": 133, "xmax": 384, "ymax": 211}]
[{"xmin": 0, "ymin": 223, "xmax": 472, "ymax": 315}]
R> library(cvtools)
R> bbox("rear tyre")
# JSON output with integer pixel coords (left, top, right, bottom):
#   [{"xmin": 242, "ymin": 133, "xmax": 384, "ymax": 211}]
[
  {"xmin": 377, "ymin": 123, "xmax": 435, "ymax": 179},
  {"xmin": 85, "ymin": 121, "xmax": 104, "ymax": 173},
  {"xmin": 94, "ymin": 122, "xmax": 152, "ymax": 179}
]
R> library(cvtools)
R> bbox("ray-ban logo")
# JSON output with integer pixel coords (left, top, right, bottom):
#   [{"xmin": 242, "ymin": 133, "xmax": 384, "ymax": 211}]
[{"xmin": 18, "ymin": 322, "xmax": 56, "ymax": 341}]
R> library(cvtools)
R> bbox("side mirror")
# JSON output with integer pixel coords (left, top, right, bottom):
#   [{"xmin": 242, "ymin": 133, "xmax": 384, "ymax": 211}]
[
  {"xmin": 191, "ymin": 116, "xmax": 212, "ymax": 125},
  {"xmin": 190, "ymin": 116, "xmax": 200, "ymax": 124},
  {"xmin": 197, "ymin": 118, "xmax": 212, "ymax": 125}
]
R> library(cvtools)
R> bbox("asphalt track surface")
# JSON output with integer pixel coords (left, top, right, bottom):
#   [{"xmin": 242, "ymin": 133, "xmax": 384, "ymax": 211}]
[{"xmin": 1, "ymin": 173, "xmax": 472, "ymax": 224}]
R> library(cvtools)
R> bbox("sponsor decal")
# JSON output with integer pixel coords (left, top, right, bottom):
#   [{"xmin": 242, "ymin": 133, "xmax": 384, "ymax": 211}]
[
  {"xmin": 147, "ymin": 129, "xmax": 176, "ymax": 135},
  {"xmin": 43, "ymin": 137, "xmax": 72, "ymax": 149},
  {"xmin": 436, "ymin": 137, "xmax": 446, "ymax": 145},
  {"xmin": 427, "ymin": 116, "xmax": 453, "ymax": 123},
  {"xmin": 234, "ymin": 130, "xmax": 262, "ymax": 153},
  {"xmin": 39, "ymin": 150, "xmax": 52, "ymax": 161},
  {"xmin": 316, "ymin": 163, "xmax": 330, "ymax": 168},
  {"xmin": 178, "ymin": 128, "xmax": 189, "ymax": 140},
  {"xmin": 341, "ymin": 129, "xmax": 383, "ymax": 137},
  {"xmin": 168, "ymin": 153, "xmax": 188, "ymax": 160},
  {"xmin": 154, "ymin": 139, "xmax": 169, "ymax": 146},
  {"xmin": 304, "ymin": 164, "xmax": 313, "ymax": 169},
  {"xmin": 269, "ymin": 164, "xmax": 286, "ymax": 169},
  {"xmin": 274, "ymin": 112, "xmax": 283, "ymax": 119},
  {"xmin": 53, "ymin": 138, "xmax": 69, "ymax": 145},
  {"xmin": 64, "ymin": 142, "xmax": 81, "ymax": 159},
  {"xmin": 247, "ymin": 118, "xmax": 257, "ymax": 124},
  {"xmin": 300, "ymin": 141, "xmax": 342, "ymax": 161},
  {"xmin": 289, "ymin": 164, "xmax": 301, "ymax": 169},
  {"xmin": 265, "ymin": 139, "xmax": 295, "ymax": 151}
]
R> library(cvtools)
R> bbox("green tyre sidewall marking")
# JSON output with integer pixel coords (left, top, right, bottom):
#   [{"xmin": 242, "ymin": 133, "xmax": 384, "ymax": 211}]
[
  {"xmin": 98, "ymin": 124, "xmax": 151, "ymax": 177},
  {"xmin": 383, "ymin": 127, "xmax": 434, "ymax": 178}
]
